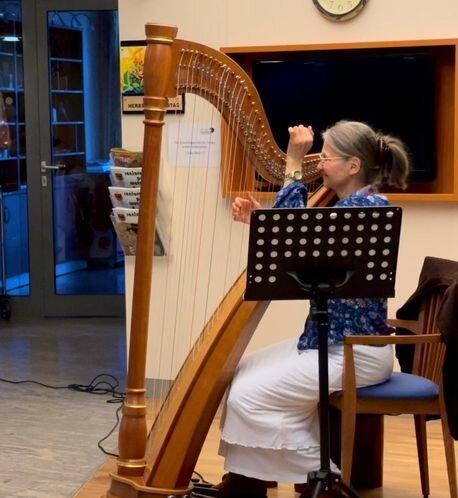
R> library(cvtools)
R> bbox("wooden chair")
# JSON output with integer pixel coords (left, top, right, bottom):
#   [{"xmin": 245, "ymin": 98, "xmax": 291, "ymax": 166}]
[{"xmin": 329, "ymin": 290, "xmax": 458, "ymax": 498}]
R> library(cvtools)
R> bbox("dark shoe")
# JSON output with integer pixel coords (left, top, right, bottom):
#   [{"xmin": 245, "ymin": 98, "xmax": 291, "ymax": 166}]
[
  {"xmin": 265, "ymin": 481, "xmax": 278, "ymax": 488},
  {"xmin": 212, "ymin": 472, "xmax": 267, "ymax": 498},
  {"xmin": 295, "ymin": 483, "xmax": 308, "ymax": 494},
  {"xmin": 212, "ymin": 474, "xmax": 276, "ymax": 490}
]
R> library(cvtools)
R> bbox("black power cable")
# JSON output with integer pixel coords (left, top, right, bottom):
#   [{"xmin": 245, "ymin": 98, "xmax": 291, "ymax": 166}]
[
  {"xmin": 0, "ymin": 373, "xmax": 125, "ymax": 456},
  {"xmin": 0, "ymin": 373, "xmax": 211, "ymax": 481}
]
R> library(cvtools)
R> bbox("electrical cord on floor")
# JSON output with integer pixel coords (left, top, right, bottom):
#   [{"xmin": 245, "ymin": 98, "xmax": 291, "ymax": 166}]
[
  {"xmin": 68, "ymin": 373, "xmax": 125, "ymax": 457},
  {"xmin": 97, "ymin": 402, "xmax": 124, "ymax": 457},
  {"xmin": 67, "ymin": 373, "xmax": 125, "ymax": 400},
  {"xmin": 192, "ymin": 471, "xmax": 212, "ymax": 485},
  {"xmin": 0, "ymin": 373, "xmax": 125, "ymax": 457},
  {"xmin": 0, "ymin": 376, "xmax": 71, "ymax": 389},
  {"xmin": 0, "ymin": 373, "xmax": 212, "ymax": 481}
]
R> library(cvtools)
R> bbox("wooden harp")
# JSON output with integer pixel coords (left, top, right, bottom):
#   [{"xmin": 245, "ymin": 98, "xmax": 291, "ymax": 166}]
[{"xmin": 108, "ymin": 23, "xmax": 333, "ymax": 498}]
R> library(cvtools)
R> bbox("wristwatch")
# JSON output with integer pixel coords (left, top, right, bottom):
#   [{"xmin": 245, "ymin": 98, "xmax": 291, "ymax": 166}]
[{"xmin": 284, "ymin": 170, "xmax": 303, "ymax": 182}]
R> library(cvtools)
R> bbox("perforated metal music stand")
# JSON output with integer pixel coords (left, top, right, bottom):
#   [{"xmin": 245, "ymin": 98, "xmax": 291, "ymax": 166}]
[{"xmin": 245, "ymin": 205, "xmax": 402, "ymax": 498}]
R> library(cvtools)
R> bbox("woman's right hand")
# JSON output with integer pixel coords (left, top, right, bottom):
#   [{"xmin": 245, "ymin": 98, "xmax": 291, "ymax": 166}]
[
  {"xmin": 232, "ymin": 194, "xmax": 262, "ymax": 224},
  {"xmin": 286, "ymin": 125, "xmax": 314, "ymax": 165}
]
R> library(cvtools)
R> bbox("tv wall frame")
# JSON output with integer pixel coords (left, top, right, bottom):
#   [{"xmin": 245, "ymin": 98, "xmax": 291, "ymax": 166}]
[{"xmin": 221, "ymin": 39, "xmax": 458, "ymax": 203}]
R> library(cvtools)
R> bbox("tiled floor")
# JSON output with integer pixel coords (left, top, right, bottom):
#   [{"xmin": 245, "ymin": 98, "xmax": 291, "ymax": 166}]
[{"xmin": 0, "ymin": 316, "xmax": 126, "ymax": 498}]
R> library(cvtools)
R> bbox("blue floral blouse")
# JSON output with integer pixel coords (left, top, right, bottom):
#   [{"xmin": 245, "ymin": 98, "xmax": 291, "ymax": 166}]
[{"xmin": 273, "ymin": 182, "xmax": 394, "ymax": 350}]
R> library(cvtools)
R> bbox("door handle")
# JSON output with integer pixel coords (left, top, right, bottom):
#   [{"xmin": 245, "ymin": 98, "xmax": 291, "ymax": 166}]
[{"xmin": 40, "ymin": 161, "xmax": 66, "ymax": 173}]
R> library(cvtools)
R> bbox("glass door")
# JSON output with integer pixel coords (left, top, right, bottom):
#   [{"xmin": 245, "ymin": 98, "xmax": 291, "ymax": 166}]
[
  {"xmin": 38, "ymin": 0, "xmax": 123, "ymax": 316},
  {"xmin": 5, "ymin": 0, "xmax": 124, "ymax": 318}
]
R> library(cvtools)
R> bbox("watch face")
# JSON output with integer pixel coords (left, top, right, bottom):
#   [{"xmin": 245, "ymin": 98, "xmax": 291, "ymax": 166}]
[
  {"xmin": 286, "ymin": 170, "xmax": 303, "ymax": 181},
  {"xmin": 313, "ymin": 0, "xmax": 368, "ymax": 21}
]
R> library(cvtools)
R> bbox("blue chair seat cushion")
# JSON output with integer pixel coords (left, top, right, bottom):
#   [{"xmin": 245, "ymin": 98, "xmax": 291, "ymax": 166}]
[{"xmin": 355, "ymin": 372, "xmax": 439, "ymax": 400}]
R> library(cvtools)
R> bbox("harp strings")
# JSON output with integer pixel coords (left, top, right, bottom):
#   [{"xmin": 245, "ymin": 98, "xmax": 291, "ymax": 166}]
[
  {"xmin": 147, "ymin": 48, "xmax": 251, "ymax": 432},
  {"xmin": 150, "ymin": 50, "xmax": 190, "ymax": 409}
]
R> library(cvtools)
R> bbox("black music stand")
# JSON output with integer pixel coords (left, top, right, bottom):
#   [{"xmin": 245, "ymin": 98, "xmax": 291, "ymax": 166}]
[{"xmin": 245, "ymin": 205, "xmax": 402, "ymax": 498}]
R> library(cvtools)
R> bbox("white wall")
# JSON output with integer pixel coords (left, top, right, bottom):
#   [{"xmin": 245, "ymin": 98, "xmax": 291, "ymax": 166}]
[{"xmin": 119, "ymin": 0, "xmax": 458, "ymax": 380}]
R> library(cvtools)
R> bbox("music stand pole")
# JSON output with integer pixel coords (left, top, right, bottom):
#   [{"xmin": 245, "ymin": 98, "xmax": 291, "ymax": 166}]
[
  {"xmin": 306, "ymin": 283, "xmax": 360, "ymax": 498},
  {"xmin": 311, "ymin": 285, "xmax": 333, "ymax": 478},
  {"xmin": 285, "ymin": 274, "xmax": 360, "ymax": 498}
]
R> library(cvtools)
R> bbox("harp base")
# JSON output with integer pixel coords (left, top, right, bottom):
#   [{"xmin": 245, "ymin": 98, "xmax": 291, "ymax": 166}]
[{"xmin": 107, "ymin": 474, "xmax": 193, "ymax": 498}]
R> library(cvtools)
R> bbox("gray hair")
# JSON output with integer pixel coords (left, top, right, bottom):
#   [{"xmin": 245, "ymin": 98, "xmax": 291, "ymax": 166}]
[{"xmin": 322, "ymin": 120, "xmax": 411, "ymax": 189}]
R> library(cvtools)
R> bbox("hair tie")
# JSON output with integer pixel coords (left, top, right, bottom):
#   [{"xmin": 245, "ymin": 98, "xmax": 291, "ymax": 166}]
[
  {"xmin": 377, "ymin": 137, "xmax": 391, "ymax": 164},
  {"xmin": 378, "ymin": 137, "xmax": 387, "ymax": 153}
]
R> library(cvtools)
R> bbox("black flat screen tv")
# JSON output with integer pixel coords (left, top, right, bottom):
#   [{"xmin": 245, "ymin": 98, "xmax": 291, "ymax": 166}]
[{"xmin": 252, "ymin": 50, "xmax": 436, "ymax": 182}]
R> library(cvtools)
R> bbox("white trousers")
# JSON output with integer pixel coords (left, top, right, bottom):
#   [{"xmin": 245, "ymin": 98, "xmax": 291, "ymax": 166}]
[{"xmin": 219, "ymin": 337, "xmax": 393, "ymax": 483}]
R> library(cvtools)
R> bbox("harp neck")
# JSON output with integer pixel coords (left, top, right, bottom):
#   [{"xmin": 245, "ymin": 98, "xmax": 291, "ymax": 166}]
[{"xmin": 146, "ymin": 22, "xmax": 321, "ymax": 186}]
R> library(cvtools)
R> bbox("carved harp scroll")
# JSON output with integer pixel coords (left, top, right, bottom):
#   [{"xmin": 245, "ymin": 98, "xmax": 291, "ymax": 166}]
[{"xmin": 108, "ymin": 23, "xmax": 332, "ymax": 498}]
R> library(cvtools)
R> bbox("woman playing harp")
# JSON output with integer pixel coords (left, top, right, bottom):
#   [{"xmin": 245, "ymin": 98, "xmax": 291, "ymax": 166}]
[{"xmin": 213, "ymin": 121, "xmax": 411, "ymax": 498}]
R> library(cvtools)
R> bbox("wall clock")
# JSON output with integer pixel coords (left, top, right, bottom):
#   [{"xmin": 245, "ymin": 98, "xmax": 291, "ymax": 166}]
[{"xmin": 313, "ymin": 0, "xmax": 369, "ymax": 21}]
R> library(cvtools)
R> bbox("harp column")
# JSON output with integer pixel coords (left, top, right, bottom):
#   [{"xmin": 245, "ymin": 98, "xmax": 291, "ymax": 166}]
[{"xmin": 116, "ymin": 23, "xmax": 178, "ymax": 482}]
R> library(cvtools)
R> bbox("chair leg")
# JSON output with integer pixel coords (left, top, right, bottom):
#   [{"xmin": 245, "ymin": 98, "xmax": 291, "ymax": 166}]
[
  {"xmin": 440, "ymin": 415, "xmax": 458, "ymax": 498},
  {"xmin": 340, "ymin": 406, "xmax": 356, "ymax": 484},
  {"xmin": 414, "ymin": 415, "xmax": 430, "ymax": 498}
]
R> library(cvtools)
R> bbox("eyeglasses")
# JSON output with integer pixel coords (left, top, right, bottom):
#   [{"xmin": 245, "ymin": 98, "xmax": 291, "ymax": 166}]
[{"xmin": 318, "ymin": 153, "xmax": 347, "ymax": 162}]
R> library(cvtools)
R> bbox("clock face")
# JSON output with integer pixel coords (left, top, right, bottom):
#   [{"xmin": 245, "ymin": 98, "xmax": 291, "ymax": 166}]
[{"xmin": 313, "ymin": 0, "xmax": 368, "ymax": 21}]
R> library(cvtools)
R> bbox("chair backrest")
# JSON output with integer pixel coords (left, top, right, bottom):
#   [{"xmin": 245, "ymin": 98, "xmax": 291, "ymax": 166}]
[{"xmin": 412, "ymin": 289, "xmax": 446, "ymax": 384}]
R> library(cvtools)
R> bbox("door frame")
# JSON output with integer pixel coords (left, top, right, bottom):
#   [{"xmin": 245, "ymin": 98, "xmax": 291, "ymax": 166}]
[{"xmin": 15, "ymin": 0, "xmax": 124, "ymax": 318}]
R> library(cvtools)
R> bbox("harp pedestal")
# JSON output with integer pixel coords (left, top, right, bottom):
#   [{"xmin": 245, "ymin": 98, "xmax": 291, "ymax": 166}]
[{"xmin": 107, "ymin": 476, "xmax": 193, "ymax": 498}]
